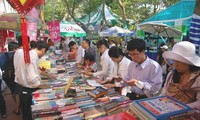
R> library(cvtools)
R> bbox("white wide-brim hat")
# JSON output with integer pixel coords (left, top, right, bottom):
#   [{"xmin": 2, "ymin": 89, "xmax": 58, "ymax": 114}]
[{"xmin": 162, "ymin": 41, "xmax": 200, "ymax": 67}]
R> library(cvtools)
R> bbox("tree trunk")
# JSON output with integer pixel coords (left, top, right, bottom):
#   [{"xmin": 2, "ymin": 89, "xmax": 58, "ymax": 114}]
[
  {"xmin": 117, "ymin": 0, "xmax": 126, "ymax": 28},
  {"xmin": 63, "ymin": 0, "xmax": 78, "ymax": 23}
]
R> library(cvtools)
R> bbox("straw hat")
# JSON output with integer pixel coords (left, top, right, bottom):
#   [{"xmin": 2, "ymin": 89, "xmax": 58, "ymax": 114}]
[{"xmin": 162, "ymin": 41, "xmax": 200, "ymax": 67}]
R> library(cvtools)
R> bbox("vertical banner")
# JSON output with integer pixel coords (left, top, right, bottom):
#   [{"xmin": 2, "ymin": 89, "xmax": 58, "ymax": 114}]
[
  {"xmin": 48, "ymin": 20, "xmax": 60, "ymax": 42},
  {"xmin": 26, "ymin": 7, "xmax": 39, "ymax": 41}
]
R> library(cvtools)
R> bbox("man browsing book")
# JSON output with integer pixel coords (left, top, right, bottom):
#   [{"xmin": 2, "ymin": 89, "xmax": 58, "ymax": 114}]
[
  {"xmin": 14, "ymin": 40, "xmax": 51, "ymax": 120},
  {"xmin": 122, "ymin": 38, "xmax": 162, "ymax": 100}
]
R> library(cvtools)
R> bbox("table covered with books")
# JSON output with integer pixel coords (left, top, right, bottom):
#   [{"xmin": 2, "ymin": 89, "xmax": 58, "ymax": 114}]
[
  {"xmin": 31, "ymin": 54, "xmax": 198, "ymax": 120},
  {"xmin": 31, "ymin": 55, "xmax": 134, "ymax": 120}
]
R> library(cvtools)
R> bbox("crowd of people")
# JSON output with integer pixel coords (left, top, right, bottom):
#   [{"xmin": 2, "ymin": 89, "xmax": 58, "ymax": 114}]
[{"xmin": 0, "ymin": 35, "xmax": 200, "ymax": 119}]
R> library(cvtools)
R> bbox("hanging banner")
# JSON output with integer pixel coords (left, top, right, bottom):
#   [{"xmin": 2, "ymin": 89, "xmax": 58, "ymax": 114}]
[
  {"xmin": 48, "ymin": 20, "xmax": 60, "ymax": 42},
  {"xmin": 26, "ymin": 7, "xmax": 39, "ymax": 41}
]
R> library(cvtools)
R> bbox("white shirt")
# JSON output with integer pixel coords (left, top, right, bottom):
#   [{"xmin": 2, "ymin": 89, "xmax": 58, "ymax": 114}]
[
  {"xmin": 111, "ymin": 57, "xmax": 131, "ymax": 95},
  {"xmin": 112, "ymin": 57, "xmax": 131, "ymax": 78},
  {"xmin": 14, "ymin": 49, "xmax": 41, "ymax": 88},
  {"xmin": 76, "ymin": 46, "xmax": 84, "ymax": 63},
  {"xmin": 93, "ymin": 49, "xmax": 114, "ymax": 80}
]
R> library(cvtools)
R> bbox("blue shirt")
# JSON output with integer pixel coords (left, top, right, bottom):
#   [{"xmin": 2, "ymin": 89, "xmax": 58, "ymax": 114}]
[{"xmin": 123, "ymin": 56, "xmax": 162, "ymax": 96}]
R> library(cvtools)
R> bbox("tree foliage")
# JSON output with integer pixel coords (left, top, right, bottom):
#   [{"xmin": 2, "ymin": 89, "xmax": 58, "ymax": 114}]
[{"xmin": 44, "ymin": 0, "xmax": 179, "ymax": 25}]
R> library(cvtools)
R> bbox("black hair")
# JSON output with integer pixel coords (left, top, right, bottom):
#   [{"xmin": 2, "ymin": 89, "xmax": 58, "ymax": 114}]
[
  {"xmin": 30, "ymin": 41, "xmax": 36, "ymax": 49},
  {"xmin": 83, "ymin": 39, "xmax": 91, "ymax": 46},
  {"xmin": 68, "ymin": 41, "xmax": 76, "ymax": 48},
  {"xmin": 17, "ymin": 35, "xmax": 30, "ymax": 46},
  {"xmin": 35, "ymin": 41, "xmax": 48, "ymax": 52},
  {"xmin": 60, "ymin": 37, "xmax": 65, "ymax": 41},
  {"xmin": 127, "ymin": 38, "xmax": 146, "ymax": 52},
  {"xmin": 8, "ymin": 42, "xmax": 19, "ymax": 51},
  {"xmin": 173, "ymin": 65, "xmax": 200, "ymax": 83},
  {"xmin": 108, "ymin": 46, "xmax": 124, "ymax": 58},
  {"xmin": 84, "ymin": 54, "xmax": 95, "ymax": 62},
  {"xmin": 97, "ymin": 38, "xmax": 109, "ymax": 49}
]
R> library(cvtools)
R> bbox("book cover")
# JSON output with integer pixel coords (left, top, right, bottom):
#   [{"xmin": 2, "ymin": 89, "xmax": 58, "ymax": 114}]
[
  {"xmin": 133, "ymin": 95, "xmax": 193, "ymax": 120},
  {"xmin": 82, "ymin": 105, "xmax": 106, "ymax": 119},
  {"xmin": 96, "ymin": 112, "xmax": 137, "ymax": 120},
  {"xmin": 88, "ymin": 86, "xmax": 108, "ymax": 98}
]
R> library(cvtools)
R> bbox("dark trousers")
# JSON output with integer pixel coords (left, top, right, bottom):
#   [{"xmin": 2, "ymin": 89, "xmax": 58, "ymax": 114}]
[
  {"xmin": 126, "ymin": 92, "xmax": 147, "ymax": 100},
  {"xmin": 0, "ymin": 80, "xmax": 6, "ymax": 115},
  {"xmin": 18, "ymin": 85, "xmax": 38, "ymax": 120}
]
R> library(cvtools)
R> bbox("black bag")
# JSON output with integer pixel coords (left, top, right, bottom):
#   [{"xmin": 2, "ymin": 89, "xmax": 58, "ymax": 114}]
[{"xmin": 2, "ymin": 52, "xmax": 15, "ymax": 82}]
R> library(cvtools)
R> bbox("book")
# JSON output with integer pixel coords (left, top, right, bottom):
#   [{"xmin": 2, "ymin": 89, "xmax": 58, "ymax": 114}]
[
  {"xmin": 133, "ymin": 95, "xmax": 193, "ymax": 120},
  {"xmin": 96, "ymin": 112, "xmax": 137, "ymax": 120},
  {"xmin": 88, "ymin": 86, "xmax": 108, "ymax": 98},
  {"xmin": 82, "ymin": 105, "xmax": 106, "ymax": 119}
]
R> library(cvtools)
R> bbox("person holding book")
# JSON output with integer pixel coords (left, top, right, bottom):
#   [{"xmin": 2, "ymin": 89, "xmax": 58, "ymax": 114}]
[
  {"xmin": 84, "ymin": 39, "xmax": 114, "ymax": 80},
  {"xmin": 122, "ymin": 38, "xmax": 162, "ymax": 100},
  {"xmin": 14, "ymin": 40, "xmax": 51, "ymax": 120},
  {"xmin": 84, "ymin": 54, "xmax": 97, "ymax": 73},
  {"xmin": 161, "ymin": 41, "xmax": 200, "ymax": 110},
  {"xmin": 102, "ymin": 46, "xmax": 131, "ymax": 96}
]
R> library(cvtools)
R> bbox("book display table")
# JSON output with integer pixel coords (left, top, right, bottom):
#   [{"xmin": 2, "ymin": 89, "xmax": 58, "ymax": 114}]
[{"xmin": 31, "ymin": 58, "xmax": 133, "ymax": 120}]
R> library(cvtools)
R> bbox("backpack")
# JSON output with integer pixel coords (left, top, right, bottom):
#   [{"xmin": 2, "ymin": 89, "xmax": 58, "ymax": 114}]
[{"xmin": 2, "ymin": 52, "xmax": 15, "ymax": 82}]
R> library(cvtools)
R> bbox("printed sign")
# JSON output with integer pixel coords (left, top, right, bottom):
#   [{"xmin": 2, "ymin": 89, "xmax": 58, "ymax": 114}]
[{"xmin": 48, "ymin": 20, "xmax": 60, "ymax": 42}]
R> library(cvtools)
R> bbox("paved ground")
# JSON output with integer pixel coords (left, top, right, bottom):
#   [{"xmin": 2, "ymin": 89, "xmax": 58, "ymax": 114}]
[{"xmin": 2, "ymin": 87, "xmax": 21, "ymax": 120}]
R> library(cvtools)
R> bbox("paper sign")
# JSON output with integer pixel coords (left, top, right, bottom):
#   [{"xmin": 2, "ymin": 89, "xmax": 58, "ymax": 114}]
[
  {"xmin": 48, "ymin": 20, "xmax": 60, "ymax": 42},
  {"xmin": 39, "ymin": 60, "xmax": 51, "ymax": 70},
  {"xmin": 64, "ymin": 76, "xmax": 74, "ymax": 94}
]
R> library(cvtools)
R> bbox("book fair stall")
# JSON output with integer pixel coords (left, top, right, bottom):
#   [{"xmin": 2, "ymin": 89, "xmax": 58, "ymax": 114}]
[{"xmin": 29, "ymin": 50, "xmax": 196, "ymax": 120}]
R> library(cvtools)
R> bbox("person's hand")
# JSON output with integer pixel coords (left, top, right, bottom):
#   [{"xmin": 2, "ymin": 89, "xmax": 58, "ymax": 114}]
[
  {"xmin": 114, "ymin": 77, "xmax": 122, "ymax": 82},
  {"xmin": 125, "ymin": 79, "xmax": 138, "ymax": 86},
  {"xmin": 84, "ymin": 71, "xmax": 93, "ymax": 76},
  {"xmin": 104, "ymin": 84, "xmax": 116, "ymax": 89},
  {"xmin": 47, "ymin": 73, "xmax": 57, "ymax": 79},
  {"xmin": 99, "ymin": 79, "xmax": 110, "ymax": 84},
  {"xmin": 38, "ymin": 84, "xmax": 51, "ymax": 89}
]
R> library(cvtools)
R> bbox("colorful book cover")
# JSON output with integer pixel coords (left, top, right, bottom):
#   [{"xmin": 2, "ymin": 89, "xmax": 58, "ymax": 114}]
[
  {"xmin": 96, "ymin": 112, "xmax": 137, "ymax": 120},
  {"xmin": 133, "ymin": 95, "xmax": 193, "ymax": 120}
]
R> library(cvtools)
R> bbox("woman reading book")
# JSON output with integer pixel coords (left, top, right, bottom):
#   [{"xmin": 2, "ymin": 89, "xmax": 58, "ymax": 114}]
[
  {"xmin": 84, "ymin": 39, "xmax": 114, "ymax": 80},
  {"xmin": 102, "ymin": 46, "xmax": 131, "ymax": 96},
  {"xmin": 161, "ymin": 41, "xmax": 200, "ymax": 113}
]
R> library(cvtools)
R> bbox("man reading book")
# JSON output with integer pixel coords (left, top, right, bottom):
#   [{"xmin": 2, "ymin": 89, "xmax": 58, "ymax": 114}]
[{"xmin": 122, "ymin": 38, "xmax": 162, "ymax": 100}]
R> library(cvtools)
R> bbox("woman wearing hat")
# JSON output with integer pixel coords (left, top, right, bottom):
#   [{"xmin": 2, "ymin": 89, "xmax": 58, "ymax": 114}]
[{"xmin": 161, "ymin": 41, "xmax": 200, "ymax": 111}]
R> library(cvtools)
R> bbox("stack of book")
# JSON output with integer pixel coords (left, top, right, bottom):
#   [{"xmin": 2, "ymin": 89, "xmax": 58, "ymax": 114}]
[
  {"xmin": 82, "ymin": 105, "xmax": 106, "ymax": 119},
  {"xmin": 129, "ymin": 95, "xmax": 193, "ymax": 120}
]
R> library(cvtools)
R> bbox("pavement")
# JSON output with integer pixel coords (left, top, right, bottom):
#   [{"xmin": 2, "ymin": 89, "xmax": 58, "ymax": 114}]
[{"xmin": 2, "ymin": 87, "xmax": 21, "ymax": 120}]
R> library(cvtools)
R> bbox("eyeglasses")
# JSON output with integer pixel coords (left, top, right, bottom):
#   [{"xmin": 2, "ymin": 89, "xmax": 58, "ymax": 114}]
[{"xmin": 129, "ymin": 52, "xmax": 141, "ymax": 57}]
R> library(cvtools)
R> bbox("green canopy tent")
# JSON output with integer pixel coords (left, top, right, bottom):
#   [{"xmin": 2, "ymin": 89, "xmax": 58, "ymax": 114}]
[
  {"xmin": 139, "ymin": 0, "xmax": 195, "ymax": 36},
  {"xmin": 76, "ymin": 4, "xmax": 134, "ymax": 32}
]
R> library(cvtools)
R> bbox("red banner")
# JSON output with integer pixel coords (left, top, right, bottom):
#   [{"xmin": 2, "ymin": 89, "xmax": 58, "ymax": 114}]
[{"xmin": 48, "ymin": 20, "xmax": 60, "ymax": 42}]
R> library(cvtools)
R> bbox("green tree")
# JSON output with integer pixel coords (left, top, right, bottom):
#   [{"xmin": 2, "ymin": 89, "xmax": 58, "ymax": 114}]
[{"xmin": 44, "ymin": 0, "xmax": 66, "ymax": 22}]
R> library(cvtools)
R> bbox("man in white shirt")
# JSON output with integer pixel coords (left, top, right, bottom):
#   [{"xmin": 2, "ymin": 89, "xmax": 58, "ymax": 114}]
[{"xmin": 14, "ymin": 40, "xmax": 50, "ymax": 120}]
